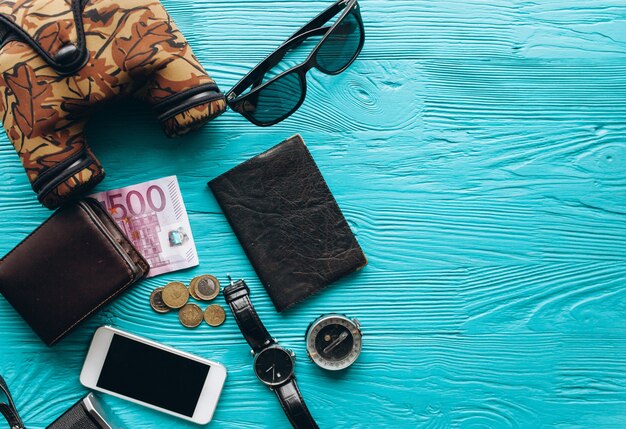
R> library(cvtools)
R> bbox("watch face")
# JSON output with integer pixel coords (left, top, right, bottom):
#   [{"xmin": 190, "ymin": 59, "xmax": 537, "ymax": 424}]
[
  {"xmin": 306, "ymin": 314, "xmax": 362, "ymax": 371},
  {"xmin": 254, "ymin": 346, "xmax": 294, "ymax": 386}
]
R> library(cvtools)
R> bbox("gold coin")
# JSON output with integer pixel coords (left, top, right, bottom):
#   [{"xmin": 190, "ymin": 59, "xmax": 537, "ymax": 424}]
[
  {"xmin": 161, "ymin": 281, "xmax": 189, "ymax": 309},
  {"xmin": 179, "ymin": 303, "xmax": 203, "ymax": 328},
  {"xmin": 190, "ymin": 275, "xmax": 220, "ymax": 301},
  {"xmin": 150, "ymin": 287, "xmax": 170, "ymax": 314},
  {"xmin": 189, "ymin": 280, "xmax": 201, "ymax": 301},
  {"xmin": 204, "ymin": 304, "xmax": 226, "ymax": 327}
]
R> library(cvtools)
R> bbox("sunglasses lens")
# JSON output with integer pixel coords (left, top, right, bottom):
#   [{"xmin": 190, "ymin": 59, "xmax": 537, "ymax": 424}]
[
  {"xmin": 243, "ymin": 71, "xmax": 303, "ymax": 124},
  {"xmin": 316, "ymin": 10, "xmax": 362, "ymax": 73}
]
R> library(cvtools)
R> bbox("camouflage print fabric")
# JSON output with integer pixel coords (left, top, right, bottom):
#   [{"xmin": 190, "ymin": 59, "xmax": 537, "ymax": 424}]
[{"xmin": 0, "ymin": 0, "xmax": 226, "ymax": 209}]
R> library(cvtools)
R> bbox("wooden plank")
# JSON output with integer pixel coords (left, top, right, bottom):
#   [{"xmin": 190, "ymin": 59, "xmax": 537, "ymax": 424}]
[
  {"xmin": 0, "ymin": 0, "xmax": 625, "ymax": 428},
  {"xmin": 166, "ymin": 0, "xmax": 626, "ymax": 61}
]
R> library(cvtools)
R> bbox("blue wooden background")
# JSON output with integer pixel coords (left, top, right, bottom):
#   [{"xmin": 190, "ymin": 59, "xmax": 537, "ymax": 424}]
[{"xmin": 1, "ymin": 0, "xmax": 626, "ymax": 428}]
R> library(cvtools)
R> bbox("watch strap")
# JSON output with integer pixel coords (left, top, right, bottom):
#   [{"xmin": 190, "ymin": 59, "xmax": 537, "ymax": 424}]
[
  {"xmin": 223, "ymin": 279, "xmax": 274, "ymax": 353},
  {"xmin": 0, "ymin": 376, "xmax": 25, "ymax": 429},
  {"xmin": 275, "ymin": 379, "xmax": 319, "ymax": 429}
]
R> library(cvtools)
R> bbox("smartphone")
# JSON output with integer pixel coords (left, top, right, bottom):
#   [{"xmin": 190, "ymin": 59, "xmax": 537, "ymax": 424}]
[{"xmin": 80, "ymin": 326, "xmax": 227, "ymax": 425}]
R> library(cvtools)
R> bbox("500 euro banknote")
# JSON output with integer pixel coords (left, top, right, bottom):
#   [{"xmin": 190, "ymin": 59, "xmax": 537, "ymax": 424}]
[{"xmin": 91, "ymin": 176, "xmax": 198, "ymax": 277}]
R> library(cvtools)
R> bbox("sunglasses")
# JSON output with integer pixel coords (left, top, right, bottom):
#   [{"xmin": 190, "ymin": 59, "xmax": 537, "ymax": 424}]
[{"xmin": 226, "ymin": 0, "xmax": 365, "ymax": 126}]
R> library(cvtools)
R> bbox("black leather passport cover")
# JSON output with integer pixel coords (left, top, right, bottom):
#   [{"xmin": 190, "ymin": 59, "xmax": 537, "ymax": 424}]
[
  {"xmin": 209, "ymin": 135, "xmax": 367, "ymax": 312},
  {"xmin": 0, "ymin": 199, "xmax": 149, "ymax": 345}
]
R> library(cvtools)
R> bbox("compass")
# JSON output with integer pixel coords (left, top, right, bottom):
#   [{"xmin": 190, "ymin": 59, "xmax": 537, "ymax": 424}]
[{"xmin": 305, "ymin": 314, "xmax": 362, "ymax": 371}]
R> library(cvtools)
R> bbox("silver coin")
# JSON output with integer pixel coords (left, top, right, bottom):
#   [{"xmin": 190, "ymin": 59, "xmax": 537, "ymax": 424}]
[
  {"xmin": 150, "ymin": 287, "xmax": 170, "ymax": 314},
  {"xmin": 191, "ymin": 275, "xmax": 220, "ymax": 301}
]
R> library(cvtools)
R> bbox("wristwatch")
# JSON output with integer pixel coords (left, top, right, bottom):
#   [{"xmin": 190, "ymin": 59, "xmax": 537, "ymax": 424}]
[{"xmin": 224, "ymin": 278, "xmax": 319, "ymax": 429}]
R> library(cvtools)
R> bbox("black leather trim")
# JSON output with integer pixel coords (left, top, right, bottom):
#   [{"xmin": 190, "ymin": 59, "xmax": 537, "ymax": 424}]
[
  {"xmin": 153, "ymin": 84, "xmax": 220, "ymax": 112},
  {"xmin": 0, "ymin": 21, "xmax": 19, "ymax": 48},
  {"xmin": 153, "ymin": 84, "xmax": 224, "ymax": 121},
  {"xmin": 32, "ymin": 149, "xmax": 90, "ymax": 192},
  {"xmin": 36, "ymin": 155, "xmax": 103, "ymax": 208},
  {"xmin": 275, "ymin": 379, "xmax": 319, "ymax": 429},
  {"xmin": 36, "ymin": 156, "xmax": 93, "ymax": 196},
  {"xmin": 156, "ymin": 90, "xmax": 225, "ymax": 122},
  {"xmin": 0, "ymin": 376, "xmax": 25, "ymax": 429},
  {"xmin": 33, "ymin": 154, "xmax": 93, "ymax": 202},
  {"xmin": 0, "ymin": 0, "xmax": 89, "ymax": 75},
  {"xmin": 223, "ymin": 280, "xmax": 274, "ymax": 353}
]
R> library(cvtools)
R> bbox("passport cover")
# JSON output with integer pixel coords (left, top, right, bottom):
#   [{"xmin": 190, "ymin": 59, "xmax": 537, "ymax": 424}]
[
  {"xmin": 0, "ymin": 199, "xmax": 149, "ymax": 345},
  {"xmin": 209, "ymin": 134, "xmax": 367, "ymax": 312}
]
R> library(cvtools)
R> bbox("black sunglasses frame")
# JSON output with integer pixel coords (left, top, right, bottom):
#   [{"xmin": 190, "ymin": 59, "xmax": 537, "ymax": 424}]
[{"xmin": 226, "ymin": 0, "xmax": 364, "ymax": 127}]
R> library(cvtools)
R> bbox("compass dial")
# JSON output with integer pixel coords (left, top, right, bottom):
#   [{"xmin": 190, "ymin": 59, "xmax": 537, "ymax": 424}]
[{"xmin": 306, "ymin": 314, "xmax": 362, "ymax": 371}]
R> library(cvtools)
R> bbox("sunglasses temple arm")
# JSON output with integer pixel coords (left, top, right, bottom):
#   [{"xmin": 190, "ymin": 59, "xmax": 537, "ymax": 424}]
[
  {"xmin": 286, "ymin": 1, "xmax": 347, "ymax": 42},
  {"xmin": 230, "ymin": 1, "xmax": 352, "ymax": 98}
]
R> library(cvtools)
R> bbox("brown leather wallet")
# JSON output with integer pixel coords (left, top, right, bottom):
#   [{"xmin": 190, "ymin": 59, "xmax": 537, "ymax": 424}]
[
  {"xmin": 209, "ymin": 134, "xmax": 367, "ymax": 312},
  {"xmin": 0, "ymin": 198, "xmax": 149, "ymax": 345}
]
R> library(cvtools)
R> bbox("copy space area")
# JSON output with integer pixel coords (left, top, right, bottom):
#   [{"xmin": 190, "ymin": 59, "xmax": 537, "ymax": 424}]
[{"xmin": 1, "ymin": 0, "xmax": 625, "ymax": 428}]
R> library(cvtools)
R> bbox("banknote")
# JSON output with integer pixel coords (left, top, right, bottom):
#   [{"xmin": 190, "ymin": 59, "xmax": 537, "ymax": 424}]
[{"xmin": 90, "ymin": 176, "xmax": 199, "ymax": 277}]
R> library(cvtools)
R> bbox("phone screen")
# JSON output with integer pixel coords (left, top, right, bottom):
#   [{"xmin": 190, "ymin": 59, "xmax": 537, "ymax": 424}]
[{"xmin": 97, "ymin": 333, "xmax": 210, "ymax": 417}]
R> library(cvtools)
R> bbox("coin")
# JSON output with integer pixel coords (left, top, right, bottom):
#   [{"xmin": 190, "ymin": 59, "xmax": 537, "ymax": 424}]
[
  {"xmin": 190, "ymin": 275, "xmax": 220, "ymax": 301},
  {"xmin": 149, "ymin": 287, "xmax": 170, "ymax": 314},
  {"xmin": 161, "ymin": 281, "xmax": 189, "ymax": 309},
  {"xmin": 204, "ymin": 304, "xmax": 226, "ymax": 327},
  {"xmin": 179, "ymin": 303, "xmax": 203, "ymax": 328},
  {"xmin": 189, "ymin": 280, "xmax": 201, "ymax": 301}
]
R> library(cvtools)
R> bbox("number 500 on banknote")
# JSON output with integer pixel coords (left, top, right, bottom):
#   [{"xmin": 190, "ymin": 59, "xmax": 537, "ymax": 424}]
[{"xmin": 91, "ymin": 176, "xmax": 199, "ymax": 277}]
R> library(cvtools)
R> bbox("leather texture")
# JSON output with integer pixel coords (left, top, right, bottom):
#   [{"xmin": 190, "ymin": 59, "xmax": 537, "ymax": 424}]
[
  {"xmin": 0, "ymin": 376, "xmax": 25, "ymax": 429},
  {"xmin": 0, "ymin": 198, "xmax": 149, "ymax": 345},
  {"xmin": 209, "ymin": 134, "xmax": 368, "ymax": 312},
  {"xmin": 224, "ymin": 279, "xmax": 274, "ymax": 353},
  {"xmin": 46, "ymin": 400, "xmax": 100, "ymax": 429},
  {"xmin": 275, "ymin": 380, "xmax": 319, "ymax": 429},
  {"xmin": 0, "ymin": 0, "xmax": 226, "ymax": 209}
]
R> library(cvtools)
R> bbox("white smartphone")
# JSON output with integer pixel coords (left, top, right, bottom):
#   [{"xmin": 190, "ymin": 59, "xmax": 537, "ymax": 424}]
[{"xmin": 80, "ymin": 326, "xmax": 227, "ymax": 425}]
